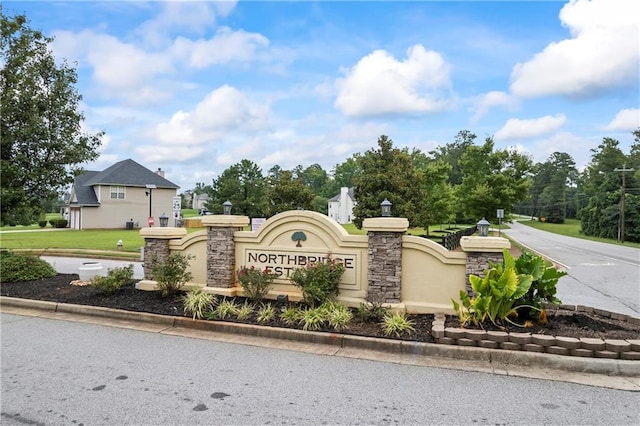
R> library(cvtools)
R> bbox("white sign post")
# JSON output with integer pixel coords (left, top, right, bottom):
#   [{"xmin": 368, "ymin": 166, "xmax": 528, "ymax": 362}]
[
  {"xmin": 497, "ymin": 209, "xmax": 504, "ymax": 237},
  {"xmin": 172, "ymin": 196, "xmax": 182, "ymax": 226}
]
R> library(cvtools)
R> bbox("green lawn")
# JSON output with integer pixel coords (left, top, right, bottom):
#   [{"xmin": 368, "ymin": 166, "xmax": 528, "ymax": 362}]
[
  {"xmin": 0, "ymin": 229, "xmax": 145, "ymax": 253},
  {"xmin": 518, "ymin": 218, "xmax": 640, "ymax": 249}
]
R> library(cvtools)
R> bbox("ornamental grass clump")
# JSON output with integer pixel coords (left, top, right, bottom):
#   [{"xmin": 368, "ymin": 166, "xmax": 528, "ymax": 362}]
[
  {"xmin": 237, "ymin": 266, "xmax": 279, "ymax": 300},
  {"xmin": 381, "ymin": 311, "xmax": 415, "ymax": 337},
  {"xmin": 256, "ymin": 303, "xmax": 277, "ymax": 323},
  {"xmin": 289, "ymin": 254, "xmax": 345, "ymax": 307},
  {"xmin": 182, "ymin": 288, "xmax": 216, "ymax": 320}
]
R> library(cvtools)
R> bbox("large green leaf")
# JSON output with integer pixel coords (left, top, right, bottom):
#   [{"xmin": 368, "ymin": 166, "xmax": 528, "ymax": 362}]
[
  {"xmin": 494, "ymin": 267, "xmax": 518, "ymax": 298},
  {"xmin": 513, "ymin": 274, "xmax": 533, "ymax": 299}
]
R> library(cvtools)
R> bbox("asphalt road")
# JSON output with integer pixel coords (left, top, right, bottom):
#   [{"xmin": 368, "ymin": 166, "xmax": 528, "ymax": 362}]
[
  {"xmin": 502, "ymin": 221, "xmax": 640, "ymax": 317},
  {"xmin": 2, "ymin": 313, "xmax": 639, "ymax": 425}
]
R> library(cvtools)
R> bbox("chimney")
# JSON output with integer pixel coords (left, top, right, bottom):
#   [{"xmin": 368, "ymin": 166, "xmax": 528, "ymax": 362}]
[{"xmin": 156, "ymin": 168, "xmax": 165, "ymax": 178}]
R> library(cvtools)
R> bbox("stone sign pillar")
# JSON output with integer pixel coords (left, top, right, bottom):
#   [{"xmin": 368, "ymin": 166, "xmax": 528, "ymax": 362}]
[
  {"xmin": 138, "ymin": 227, "xmax": 188, "ymax": 289},
  {"xmin": 362, "ymin": 217, "xmax": 409, "ymax": 304},
  {"xmin": 460, "ymin": 236, "xmax": 511, "ymax": 296},
  {"xmin": 201, "ymin": 215, "xmax": 250, "ymax": 289}
]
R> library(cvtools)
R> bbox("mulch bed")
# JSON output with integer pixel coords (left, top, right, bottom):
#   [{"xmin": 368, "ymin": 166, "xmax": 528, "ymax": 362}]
[{"xmin": 1, "ymin": 274, "xmax": 639, "ymax": 341}]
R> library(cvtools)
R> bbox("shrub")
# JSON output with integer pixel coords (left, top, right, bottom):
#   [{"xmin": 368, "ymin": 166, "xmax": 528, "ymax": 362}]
[
  {"xmin": 151, "ymin": 253, "xmax": 193, "ymax": 297},
  {"xmin": 47, "ymin": 218, "xmax": 67, "ymax": 228},
  {"xmin": 91, "ymin": 264, "xmax": 134, "ymax": 294},
  {"xmin": 237, "ymin": 266, "xmax": 279, "ymax": 300},
  {"xmin": 0, "ymin": 251, "xmax": 57, "ymax": 282},
  {"xmin": 182, "ymin": 288, "xmax": 216, "ymax": 319},
  {"xmin": 381, "ymin": 311, "xmax": 415, "ymax": 337},
  {"xmin": 289, "ymin": 254, "xmax": 345, "ymax": 307},
  {"xmin": 38, "ymin": 220, "xmax": 48, "ymax": 228},
  {"xmin": 54, "ymin": 219, "xmax": 68, "ymax": 228},
  {"xmin": 355, "ymin": 300, "xmax": 389, "ymax": 323}
]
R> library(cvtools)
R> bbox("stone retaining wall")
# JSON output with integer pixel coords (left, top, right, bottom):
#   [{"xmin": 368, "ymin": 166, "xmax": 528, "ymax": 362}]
[{"xmin": 432, "ymin": 306, "xmax": 640, "ymax": 360}]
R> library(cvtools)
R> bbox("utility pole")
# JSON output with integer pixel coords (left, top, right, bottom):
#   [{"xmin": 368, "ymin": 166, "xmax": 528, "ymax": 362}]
[{"xmin": 613, "ymin": 164, "xmax": 635, "ymax": 243}]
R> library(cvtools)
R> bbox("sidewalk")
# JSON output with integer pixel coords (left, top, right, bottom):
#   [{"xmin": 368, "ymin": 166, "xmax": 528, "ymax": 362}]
[{"xmin": 41, "ymin": 256, "xmax": 144, "ymax": 279}]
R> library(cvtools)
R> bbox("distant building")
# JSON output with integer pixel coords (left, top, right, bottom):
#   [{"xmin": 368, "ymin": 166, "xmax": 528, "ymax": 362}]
[
  {"xmin": 67, "ymin": 159, "xmax": 179, "ymax": 229},
  {"xmin": 328, "ymin": 187, "xmax": 356, "ymax": 224},
  {"xmin": 192, "ymin": 193, "xmax": 210, "ymax": 211}
]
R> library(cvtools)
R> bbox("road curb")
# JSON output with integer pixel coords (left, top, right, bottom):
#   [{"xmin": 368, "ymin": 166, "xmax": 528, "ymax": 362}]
[{"xmin": 2, "ymin": 296, "xmax": 638, "ymax": 379}]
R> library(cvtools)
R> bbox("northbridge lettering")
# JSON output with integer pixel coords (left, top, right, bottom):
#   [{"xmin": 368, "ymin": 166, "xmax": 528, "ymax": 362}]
[{"xmin": 246, "ymin": 251, "xmax": 356, "ymax": 277}]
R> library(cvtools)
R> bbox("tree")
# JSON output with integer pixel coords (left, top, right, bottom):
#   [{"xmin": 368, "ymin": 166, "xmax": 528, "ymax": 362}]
[
  {"xmin": 266, "ymin": 170, "xmax": 314, "ymax": 215},
  {"xmin": 352, "ymin": 135, "xmax": 424, "ymax": 228},
  {"xmin": 430, "ymin": 130, "xmax": 476, "ymax": 185},
  {"xmin": 531, "ymin": 152, "xmax": 577, "ymax": 223},
  {"xmin": 420, "ymin": 161, "xmax": 457, "ymax": 234},
  {"xmin": 207, "ymin": 159, "xmax": 267, "ymax": 217},
  {"xmin": 580, "ymin": 134, "xmax": 640, "ymax": 242},
  {"xmin": 455, "ymin": 137, "xmax": 533, "ymax": 222},
  {"xmin": 0, "ymin": 11, "xmax": 102, "ymax": 225},
  {"xmin": 323, "ymin": 155, "xmax": 362, "ymax": 198}
]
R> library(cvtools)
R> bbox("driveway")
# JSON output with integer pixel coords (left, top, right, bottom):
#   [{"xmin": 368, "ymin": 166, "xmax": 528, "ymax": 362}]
[{"xmin": 503, "ymin": 221, "xmax": 640, "ymax": 317}]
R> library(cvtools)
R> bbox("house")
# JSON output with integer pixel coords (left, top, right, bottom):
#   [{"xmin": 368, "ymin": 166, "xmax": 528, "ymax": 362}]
[
  {"xmin": 327, "ymin": 187, "xmax": 356, "ymax": 224},
  {"xmin": 192, "ymin": 193, "xmax": 210, "ymax": 211},
  {"xmin": 67, "ymin": 159, "xmax": 179, "ymax": 229}
]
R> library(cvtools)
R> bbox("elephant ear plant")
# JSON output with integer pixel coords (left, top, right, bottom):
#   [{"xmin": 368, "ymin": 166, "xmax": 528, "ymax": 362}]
[
  {"xmin": 452, "ymin": 249, "xmax": 535, "ymax": 328},
  {"xmin": 514, "ymin": 251, "xmax": 567, "ymax": 312}
]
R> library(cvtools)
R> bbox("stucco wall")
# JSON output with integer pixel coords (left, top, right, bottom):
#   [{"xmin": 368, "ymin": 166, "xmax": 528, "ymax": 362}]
[
  {"xmin": 142, "ymin": 211, "xmax": 507, "ymax": 314},
  {"xmin": 401, "ymin": 236, "xmax": 466, "ymax": 313},
  {"xmin": 80, "ymin": 186, "xmax": 177, "ymax": 229}
]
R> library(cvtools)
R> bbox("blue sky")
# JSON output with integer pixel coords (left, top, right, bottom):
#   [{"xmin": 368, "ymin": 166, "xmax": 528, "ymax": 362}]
[{"xmin": 5, "ymin": 0, "xmax": 639, "ymax": 192}]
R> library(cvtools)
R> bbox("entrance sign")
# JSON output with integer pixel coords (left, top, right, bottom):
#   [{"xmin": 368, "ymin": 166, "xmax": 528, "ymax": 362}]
[{"xmin": 244, "ymin": 249, "xmax": 358, "ymax": 284}]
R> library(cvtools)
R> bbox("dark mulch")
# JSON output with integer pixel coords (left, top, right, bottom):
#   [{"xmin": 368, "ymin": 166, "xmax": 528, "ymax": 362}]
[{"xmin": 1, "ymin": 274, "xmax": 639, "ymax": 341}]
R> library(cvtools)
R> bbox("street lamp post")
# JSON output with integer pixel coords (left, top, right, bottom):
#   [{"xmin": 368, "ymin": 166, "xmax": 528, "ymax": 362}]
[{"xmin": 145, "ymin": 184, "xmax": 156, "ymax": 226}]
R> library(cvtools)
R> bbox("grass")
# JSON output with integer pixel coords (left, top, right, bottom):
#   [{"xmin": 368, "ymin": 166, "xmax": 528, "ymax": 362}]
[
  {"xmin": 0, "ymin": 229, "xmax": 145, "ymax": 253},
  {"xmin": 518, "ymin": 218, "xmax": 640, "ymax": 249}
]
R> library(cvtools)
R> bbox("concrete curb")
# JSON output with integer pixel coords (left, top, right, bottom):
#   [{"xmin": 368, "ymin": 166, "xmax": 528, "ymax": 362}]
[{"xmin": 2, "ymin": 296, "xmax": 639, "ymax": 379}]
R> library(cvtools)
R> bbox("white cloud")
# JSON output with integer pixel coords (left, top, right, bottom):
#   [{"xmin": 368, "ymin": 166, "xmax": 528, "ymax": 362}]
[
  {"xmin": 510, "ymin": 0, "xmax": 639, "ymax": 98},
  {"xmin": 470, "ymin": 91, "xmax": 519, "ymax": 122},
  {"xmin": 605, "ymin": 108, "xmax": 640, "ymax": 131},
  {"xmin": 533, "ymin": 132, "xmax": 593, "ymax": 169},
  {"xmin": 135, "ymin": 1, "xmax": 238, "ymax": 46},
  {"xmin": 53, "ymin": 30, "xmax": 174, "ymax": 103},
  {"xmin": 171, "ymin": 27, "xmax": 269, "ymax": 69},
  {"xmin": 152, "ymin": 85, "xmax": 270, "ymax": 148},
  {"xmin": 494, "ymin": 114, "xmax": 566, "ymax": 141},
  {"xmin": 334, "ymin": 44, "xmax": 452, "ymax": 117},
  {"xmin": 53, "ymin": 22, "xmax": 269, "ymax": 105}
]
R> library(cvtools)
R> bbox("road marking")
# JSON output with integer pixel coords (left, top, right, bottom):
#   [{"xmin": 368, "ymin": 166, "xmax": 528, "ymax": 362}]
[{"xmin": 577, "ymin": 262, "xmax": 616, "ymax": 267}]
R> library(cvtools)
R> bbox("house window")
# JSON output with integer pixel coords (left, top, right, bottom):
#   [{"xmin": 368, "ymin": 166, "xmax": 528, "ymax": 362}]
[{"xmin": 110, "ymin": 186, "xmax": 125, "ymax": 200}]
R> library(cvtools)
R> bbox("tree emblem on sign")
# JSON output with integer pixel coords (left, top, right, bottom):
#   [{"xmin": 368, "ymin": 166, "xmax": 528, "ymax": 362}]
[{"xmin": 292, "ymin": 231, "xmax": 306, "ymax": 247}]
